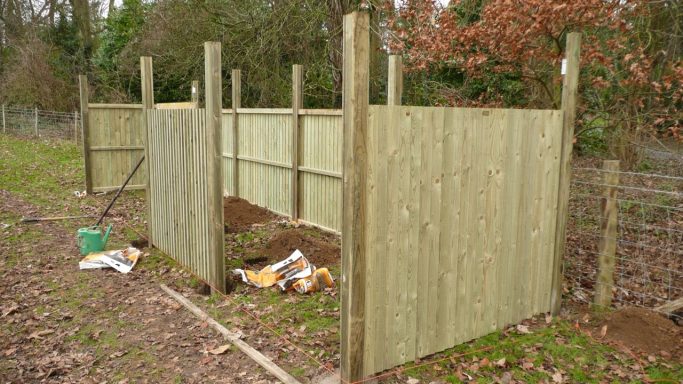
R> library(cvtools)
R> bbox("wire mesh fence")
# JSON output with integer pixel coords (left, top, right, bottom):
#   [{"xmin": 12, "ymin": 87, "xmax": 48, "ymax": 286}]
[
  {"xmin": 566, "ymin": 159, "xmax": 683, "ymax": 323},
  {"xmin": 1, "ymin": 105, "xmax": 80, "ymax": 142}
]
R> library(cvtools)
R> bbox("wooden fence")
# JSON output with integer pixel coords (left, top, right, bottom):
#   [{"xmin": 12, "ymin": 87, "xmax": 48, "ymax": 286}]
[
  {"xmin": 221, "ymin": 108, "xmax": 343, "ymax": 231},
  {"xmin": 340, "ymin": 12, "xmax": 580, "ymax": 381},
  {"xmin": 144, "ymin": 44, "xmax": 225, "ymax": 292},
  {"xmin": 146, "ymin": 108, "xmax": 223, "ymax": 287},
  {"xmin": 77, "ymin": 12, "xmax": 581, "ymax": 382},
  {"xmin": 79, "ymin": 77, "xmax": 197, "ymax": 195},
  {"xmin": 360, "ymin": 105, "xmax": 563, "ymax": 374},
  {"xmin": 78, "ymin": 78, "xmax": 146, "ymax": 194}
]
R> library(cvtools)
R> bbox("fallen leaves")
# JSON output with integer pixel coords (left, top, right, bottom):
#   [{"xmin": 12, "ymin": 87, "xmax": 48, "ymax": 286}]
[
  {"xmin": 208, "ymin": 344, "xmax": 231, "ymax": 355},
  {"xmin": 28, "ymin": 329, "xmax": 54, "ymax": 340}
]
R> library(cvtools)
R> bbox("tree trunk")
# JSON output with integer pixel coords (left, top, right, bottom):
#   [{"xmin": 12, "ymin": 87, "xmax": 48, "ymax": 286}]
[{"xmin": 70, "ymin": 0, "xmax": 93, "ymax": 71}]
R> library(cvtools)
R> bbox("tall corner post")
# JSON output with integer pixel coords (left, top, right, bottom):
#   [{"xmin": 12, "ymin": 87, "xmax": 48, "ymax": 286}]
[
  {"xmin": 231, "ymin": 69, "xmax": 241, "ymax": 197},
  {"xmin": 79, "ymin": 75, "xmax": 93, "ymax": 195},
  {"xmin": 340, "ymin": 11, "xmax": 370, "ymax": 382},
  {"xmin": 551, "ymin": 32, "xmax": 581, "ymax": 315},
  {"xmin": 140, "ymin": 57, "xmax": 155, "ymax": 246},
  {"xmin": 291, "ymin": 64, "xmax": 303, "ymax": 220},
  {"xmin": 205, "ymin": 42, "xmax": 227, "ymax": 294},
  {"xmin": 387, "ymin": 55, "xmax": 403, "ymax": 106}
]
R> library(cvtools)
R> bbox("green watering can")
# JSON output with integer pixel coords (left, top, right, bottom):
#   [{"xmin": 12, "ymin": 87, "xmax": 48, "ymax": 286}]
[{"xmin": 77, "ymin": 224, "xmax": 113, "ymax": 255}]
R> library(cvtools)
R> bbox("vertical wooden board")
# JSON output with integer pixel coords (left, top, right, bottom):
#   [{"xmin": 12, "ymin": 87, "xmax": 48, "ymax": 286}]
[
  {"xmin": 88, "ymin": 110, "xmax": 101, "ymax": 188},
  {"xmin": 497, "ymin": 110, "xmax": 519, "ymax": 327},
  {"xmin": 362, "ymin": 106, "xmax": 377, "ymax": 374},
  {"xmin": 516, "ymin": 111, "xmax": 535, "ymax": 321},
  {"xmin": 485, "ymin": 109, "xmax": 506, "ymax": 333},
  {"xmin": 415, "ymin": 106, "xmax": 433, "ymax": 357},
  {"xmin": 448, "ymin": 108, "xmax": 466, "ymax": 345},
  {"xmin": 425, "ymin": 107, "xmax": 443, "ymax": 355},
  {"xmin": 405, "ymin": 106, "xmax": 421, "ymax": 361},
  {"xmin": 529, "ymin": 111, "xmax": 552, "ymax": 314},
  {"xmin": 437, "ymin": 107, "xmax": 457, "ymax": 351},
  {"xmin": 470, "ymin": 109, "xmax": 487, "ymax": 338},
  {"xmin": 384, "ymin": 105, "xmax": 401, "ymax": 368},
  {"xmin": 549, "ymin": 111, "xmax": 564, "ymax": 308},
  {"xmin": 542, "ymin": 111, "xmax": 564, "ymax": 310},
  {"xmin": 372, "ymin": 105, "xmax": 390, "ymax": 372},
  {"xmin": 455, "ymin": 108, "xmax": 474, "ymax": 345},
  {"xmin": 395, "ymin": 106, "xmax": 413, "ymax": 361}
]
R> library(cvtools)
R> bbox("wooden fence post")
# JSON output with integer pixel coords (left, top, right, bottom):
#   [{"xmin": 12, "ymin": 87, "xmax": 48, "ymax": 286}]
[
  {"xmin": 341, "ymin": 11, "xmax": 370, "ymax": 382},
  {"xmin": 231, "ymin": 69, "xmax": 241, "ymax": 196},
  {"xmin": 34, "ymin": 107, "xmax": 38, "ymax": 136},
  {"xmin": 191, "ymin": 80, "xmax": 199, "ymax": 107},
  {"xmin": 594, "ymin": 160, "xmax": 619, "ymax": 308},
  {"xmin": 79, "ymin": 75, "xmax": 93, "ymax": 195},
  {"xmin": 141, "ymin": 57, "xmax": 154, "ymax": 245},
  {"xmin": 74, "ymin": 111, "xmax": 78, "ymax": 142},
  {"xmin": 387, "ymin": 55, "xmax": 403, "ymax": 106},
  {"xmin": 550, "ymin": 32, "xmax": 581, "ymax": 315},
  {"xmin": 291, "ymin": 64, "xmax": 303, "ymax": 220},
  {"xmin": 205, "ymin": 42, "xmax": 228, "ymax": 294}
]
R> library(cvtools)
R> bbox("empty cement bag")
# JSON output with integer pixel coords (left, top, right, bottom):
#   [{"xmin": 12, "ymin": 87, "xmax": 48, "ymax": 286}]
[{"xmin": 233, "ymin": 249, "xmax": 312, "ymax": 289}]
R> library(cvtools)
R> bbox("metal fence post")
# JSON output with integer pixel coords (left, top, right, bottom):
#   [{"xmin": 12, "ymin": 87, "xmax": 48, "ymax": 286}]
[
  {"xmin": 34, "ymin": 107, "xmax": 38, "ymax": 136},
  {"xmin": 2, "ymin": 105, "xmax": 5, "ymax": 134}
]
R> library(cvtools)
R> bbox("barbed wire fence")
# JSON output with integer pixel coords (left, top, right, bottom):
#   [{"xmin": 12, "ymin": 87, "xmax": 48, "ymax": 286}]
[
  {"xmin": 1, "ymin": 105, "xmax": 81, "ymax": 142},
  {"xmin": 565, "ymin": 155, "xmax": 683, "ymax": 323}
]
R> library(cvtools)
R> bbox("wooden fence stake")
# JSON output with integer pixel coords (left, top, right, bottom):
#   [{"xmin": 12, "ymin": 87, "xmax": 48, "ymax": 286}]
[
  {"xmin": 79, "ymin": 75, "xmax": 93, "ymax": 195},
  {"xmin": 140, "ymin": 57, "xmax": 155, "ymax": 245},
  {"xmin": 191, "ymin": 80, "xmax": 199, "ymax": 107},
  {"xmin": 341, "ymin": 10, "xmax": 370, "ymax": 382},
  {"xmin": 74, "ymin": 111, "xmax": 78, "ymax": 142},
  {"xmin": 291, "ymin": 64, "xmax": 303, "ymax": 220},
  {"xmin": 550, "ymin": 32, "xmax": 581, "ymax": 315},
  {"xmin": 206, "ymin": 42, "xmax": 227, "ymax": 294},
  {"xmin": 34, "ymin": 107, "xmax": 38, "ymax": 136},
  {"xmin": 387, "ymin": 55, "xmax": 403, "ymax": 106},
  {"xmin": 231, "ymin": 69, "xmax": 241, "ymax": 197},
  {"xmin": 594, "ymin": 160, "xmax": 619, "ymax": 308}
]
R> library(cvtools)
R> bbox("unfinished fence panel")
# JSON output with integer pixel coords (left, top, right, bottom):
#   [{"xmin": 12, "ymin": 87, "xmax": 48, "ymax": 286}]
[
  {"xmin": 238, "ymin": 111, "xmax": 292, "ymax": 216},
  {"xmin": 298, "ymin": 112, "xmax": 343, "ymax": 231},
  {"xmin": 220, "ymin": 108, "xmax": 344, "ymax": 231},
  {"xmin": 86, "ymin": 105, "xmax": 145, "ymax": 192},
  {"xmin": 147, "ymin": 109, "xmax": 223, "ymax": 286},
  {"xmin": 358, "ymin": 105, "xmax": 564, "ymax": 375}
]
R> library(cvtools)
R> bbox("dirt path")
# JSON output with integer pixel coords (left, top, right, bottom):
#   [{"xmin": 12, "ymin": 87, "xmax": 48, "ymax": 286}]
[{"xmin": 0, "ymin": 191, "xmax": 274, "ymax": 383}]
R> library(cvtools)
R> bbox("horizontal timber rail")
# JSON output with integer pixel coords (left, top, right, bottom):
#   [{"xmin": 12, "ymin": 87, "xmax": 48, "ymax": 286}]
[
  {"xmin": 221, "ymin": 108, "xmax": 342, "ymax": 116},
  {"xmin": 88, "ymin": 103, "xmax": 143, "ymax": 109}
]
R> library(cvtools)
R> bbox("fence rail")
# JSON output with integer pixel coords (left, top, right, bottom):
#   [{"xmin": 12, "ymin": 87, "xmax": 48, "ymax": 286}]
[{"xmin": 1, "ymin": 105, "xmax": 80, "ymax": 141}]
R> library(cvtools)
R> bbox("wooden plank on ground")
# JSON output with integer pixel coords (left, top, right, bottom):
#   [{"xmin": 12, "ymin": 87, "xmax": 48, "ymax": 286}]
[{"xmin": 160, "ymin": 285, "xmax": 302, "ymax": 384}]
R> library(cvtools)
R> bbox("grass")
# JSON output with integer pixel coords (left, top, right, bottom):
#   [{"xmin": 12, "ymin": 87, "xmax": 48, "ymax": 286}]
[{"xmin": 399, "ymin": 321, "xmax": 682, "ymax": 383}]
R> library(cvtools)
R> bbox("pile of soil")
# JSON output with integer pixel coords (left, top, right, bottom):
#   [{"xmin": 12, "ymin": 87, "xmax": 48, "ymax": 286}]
[
  {"xmin": 600, "ymin": 307, "xmax": 682, "ymax": 360},
  {"xmin": 223, "ymin": 196, "xmax": 275, "ymax": 233},
  {"xmin": 262, "ymin": 229, "xmax": 340, "ymax": 268}
]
